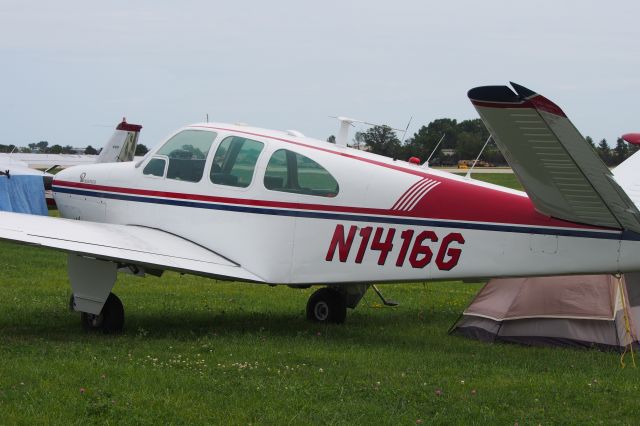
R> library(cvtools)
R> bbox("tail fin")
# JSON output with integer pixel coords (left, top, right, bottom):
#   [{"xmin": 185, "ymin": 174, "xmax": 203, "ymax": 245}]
[
  {"xmin": 468, "ymin": 82, "xmax": 640, "ymax": 233},
  {"xmin": 96, "ymin": 118, "xmax": 142, "ymax": 163}
]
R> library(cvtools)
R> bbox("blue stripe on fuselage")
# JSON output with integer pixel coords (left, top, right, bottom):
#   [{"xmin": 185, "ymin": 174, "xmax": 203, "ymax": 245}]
[{"xmin": 53, "ymin": 186, "xmax": 638, "ymax": 241}]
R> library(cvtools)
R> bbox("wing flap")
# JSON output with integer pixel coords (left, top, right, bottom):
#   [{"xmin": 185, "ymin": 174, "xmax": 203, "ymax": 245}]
[
  {"xmin": 468, "ymin": 83, "xmax": 640, "ymax": 233},
  {"xmin": 0, "ymin": 211, "xmax": 263, "ymax": 282}
]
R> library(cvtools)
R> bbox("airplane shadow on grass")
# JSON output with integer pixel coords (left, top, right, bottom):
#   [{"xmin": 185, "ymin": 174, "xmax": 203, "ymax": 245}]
[{"xmin": 0, "ymin": 305, "xmax": 462, "ymax": 351}]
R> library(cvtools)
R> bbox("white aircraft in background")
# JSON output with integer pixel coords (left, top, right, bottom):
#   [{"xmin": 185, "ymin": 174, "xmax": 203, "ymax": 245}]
[
  {"xmin": 1, "ymin": 82, "xmax": 640, "ymax": 333},
  {"xmin": 0, "ymin": 119, "xmax": 142, "ymax": 209},
  {"xmin": 0, "ymin": 119, "xmax": 142, "ymax": 170}
]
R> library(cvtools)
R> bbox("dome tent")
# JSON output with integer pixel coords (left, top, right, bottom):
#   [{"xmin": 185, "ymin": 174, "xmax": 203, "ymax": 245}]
[{"xmin": 450, "ymin": 274, "xmax": 640, "ymax": 351}]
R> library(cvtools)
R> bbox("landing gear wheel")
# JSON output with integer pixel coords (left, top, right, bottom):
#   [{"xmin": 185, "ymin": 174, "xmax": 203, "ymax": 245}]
[
  {"xmin": 80, "ymin": 292, "xmax": 125, "ymax": 334},
  {"xmin": 306, "ymin": 288, "xmax": 347, "ymax": 324}
]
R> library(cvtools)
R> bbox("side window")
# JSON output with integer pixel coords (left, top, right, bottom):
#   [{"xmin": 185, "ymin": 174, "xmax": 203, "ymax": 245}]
[
  {"xmin": 264, "ymin": 149, "xmax": 339, "ymax": 197},
  {"xmin": 156, "ymin": 130, "xmax": 217, "ymax": 182},
  {"xmin": 210, "ymin": 136, "xmax": 264, "ymax": 188},
  {"xmin": 143, "ymin": 157, "xmax": 167, "ymax": 177}
]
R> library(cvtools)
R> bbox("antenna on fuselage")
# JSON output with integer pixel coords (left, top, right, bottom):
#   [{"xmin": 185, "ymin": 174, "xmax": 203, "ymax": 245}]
[
  {"xmin": 465, "ymin": 135, "xmax": 493, "ymax": 179},
  {"xmin": 424, "ymin": 133, "xmax": 446, "ymax": 168},
  {"xmin": 330, "ymin": 116, "xmax": 404, "ymax": 147},
  {"xmin": 400, "ymin": 116, "xmax": 413, "ymax": 145}
]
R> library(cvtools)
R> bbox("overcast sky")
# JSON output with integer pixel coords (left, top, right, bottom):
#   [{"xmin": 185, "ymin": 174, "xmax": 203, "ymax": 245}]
[{"xmin": 1, "ymin": 0, "xmax": 638, "ymax": 150}]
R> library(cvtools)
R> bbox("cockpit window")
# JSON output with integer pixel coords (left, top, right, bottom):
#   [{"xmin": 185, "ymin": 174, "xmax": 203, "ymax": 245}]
[
  {"xmin": 264, "ymin": 149, "xmax": 339, "ymax": 197},
  {"xmin": 210, "ymin": 136, "xmax": 264, "ymax": 188},
  {"xmin": 142, "ymin": 157, "xmax": 166, "ymax": 177},
  {"xmin": 156, "ymin": 130, "xmax": 217, "ymax": 182}
]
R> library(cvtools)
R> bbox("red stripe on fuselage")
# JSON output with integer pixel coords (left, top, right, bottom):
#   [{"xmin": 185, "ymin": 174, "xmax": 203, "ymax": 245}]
[
  {"xmin": 392, "ymin": 178, "xmax": 431, "ymax": 210},
  {"xmin": 52, "ymin": 179, "xmax": 610, "ymax": 231},
  {"xmin": 189, "ymin": 126, "xmax": 604, "ymax": 230},
  {"xmin": 53, "ymin": 180, "xmax": 394, "ymax": 216}
]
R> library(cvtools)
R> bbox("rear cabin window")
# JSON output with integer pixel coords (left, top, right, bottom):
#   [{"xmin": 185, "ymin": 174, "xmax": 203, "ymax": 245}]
[
  {"xmin": 264, "ymin": 149, "xmax": 339, "ymax": 197},
  {"xmin": 142, "ymin": 157, "xmax": 167, "ymax": 177},
  {"xmin": 155, "ymin": 130, "xmax": 217, "ymax": 182},
  {"xmin": 210, "ymin": 136, "xmax": 264, "ymax": 188}
]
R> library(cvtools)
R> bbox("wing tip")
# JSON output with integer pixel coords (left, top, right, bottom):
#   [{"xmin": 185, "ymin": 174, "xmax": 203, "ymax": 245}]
[
  {"xmin": 467, "ymin": 85, "xmax": 519, "ymax": 103},
  {"xmin": 469, "ymin": 82, "xmax": 567, "ymax": 117},
  {"xmin": 509, "ymin": 82, "xmax": 537, "ymax": 99}
]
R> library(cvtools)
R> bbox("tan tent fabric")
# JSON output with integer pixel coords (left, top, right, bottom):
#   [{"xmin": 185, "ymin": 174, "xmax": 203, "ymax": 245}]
[
  {"xmin": 465, "ymin": 275, "xmax": 616, "ymax": 321},
  {"xmin": 452, "ymin": 274, "xmax": 640, "ymax": 351}
]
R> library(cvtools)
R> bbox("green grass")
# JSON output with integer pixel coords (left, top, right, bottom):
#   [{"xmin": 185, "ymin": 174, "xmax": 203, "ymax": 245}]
[
  {"xmin": 1, "ymin": 173, "xmax": 639, "ymax": 424},
  {"xmin": 468, "ymin": 173, "xmax": 523, "ymax": 190},
  {"xmin": 454, "ymin": 172, "xmax": 523, "ymax": 190}
]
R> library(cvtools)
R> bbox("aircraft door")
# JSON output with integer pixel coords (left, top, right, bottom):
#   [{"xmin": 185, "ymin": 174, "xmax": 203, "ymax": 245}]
[{"xmin": 262, "ymin": 149, "xmax": 341, "ymax": 282}]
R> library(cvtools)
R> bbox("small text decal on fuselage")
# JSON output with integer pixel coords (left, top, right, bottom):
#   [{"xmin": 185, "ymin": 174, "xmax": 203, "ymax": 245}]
[
  {"xmin": 325, "ymin": 225, "xmax": 465, "ymax": 271},
  {"xmin": 79, "ymin": 172, "xmax": 96, "ymax": 184}
]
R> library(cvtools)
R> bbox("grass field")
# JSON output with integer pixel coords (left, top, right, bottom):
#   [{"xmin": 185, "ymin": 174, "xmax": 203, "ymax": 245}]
[{"xmin": 1, "ymin": 174, "xmax": 640, "ymax": 424}]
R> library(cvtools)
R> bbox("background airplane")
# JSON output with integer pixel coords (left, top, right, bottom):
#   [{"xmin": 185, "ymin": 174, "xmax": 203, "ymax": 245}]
[
  {"xmin": 0, "ymin": 84, "xmax": 639, "ymax": 333},
  {"xmin": 0, "ymin": 119, "xmax": 142, "ymax": 212}
]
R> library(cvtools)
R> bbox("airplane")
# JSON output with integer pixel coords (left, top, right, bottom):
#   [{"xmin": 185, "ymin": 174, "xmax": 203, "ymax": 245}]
[
  {"xmin": 1, "ymin": 82, "xmax": 639, "ymax": 333},
  {"xmin": 0, "ymin": 119, "xmax": 142, "ymax": 211},
  {"xmin": 0, "ymin": 118, "xmax": 142, "ymax": 170}
]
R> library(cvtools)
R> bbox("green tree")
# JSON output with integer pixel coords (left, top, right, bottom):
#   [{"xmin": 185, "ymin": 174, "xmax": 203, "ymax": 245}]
[
  {"xmin": 359, "ymin": 125, "xmax": 402, "ymax": 158},
  {"xmin": 49, "ymin": 144, "xmax": 63, "ymax": 154},
  {"xmin": 352, "ymin": 132, "xmax": 365, "ymax": 150},
  {"xmin": 454, "ymin": 119, "xmax": 491, "ymax": 160},
  {"xmin": 84, "ymin": 145, "xmax": 98, "ymax": 155},
  {"xmin": 596, "ymin": 139, "xmax": 612, "ymax": 165},
  {"xmin": 36, "ymin": 141, "xmax": 49, "ymax": 152},
  {"xmin": 613, "ymin": 137, "xmax": 629, "ymax": 165},
  {"xmin": 404, "ymin": 118, "xmax": 458, "ymax": 162},
  {"xmin": 62, "ymin": 145, "xmax": 75, "ymax": 154},
  {"xmin": 135, "ymin": 144, "xmax": 149, "ymax": 156}
]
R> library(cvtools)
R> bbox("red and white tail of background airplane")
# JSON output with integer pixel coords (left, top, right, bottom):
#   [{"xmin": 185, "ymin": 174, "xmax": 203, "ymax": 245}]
[
  {"xmin": 0, "ymin": 82, "xmax": 639, "ymax": 332},
  {"xmin": 0, "ymin": 118, "xmax": 142, "ymax": 170},
  {"xmin": 0, "ymin": 119, "xmax": 142, "ymax": 210}
]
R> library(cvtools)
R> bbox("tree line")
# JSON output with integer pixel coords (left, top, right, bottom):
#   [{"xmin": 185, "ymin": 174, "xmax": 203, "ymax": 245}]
[
  {"xmin": 332, "ymin": 118, "xmax": 637, "ymax": 167},
  {"xmin": 0, "ymin": 141, "xmax": 149, "ymax": 156}
]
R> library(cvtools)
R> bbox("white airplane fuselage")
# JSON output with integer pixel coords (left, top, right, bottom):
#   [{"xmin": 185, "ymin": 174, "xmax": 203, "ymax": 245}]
[{"xmin": 52, "ymin": 123, "xmax": 640, "ymax": 285}]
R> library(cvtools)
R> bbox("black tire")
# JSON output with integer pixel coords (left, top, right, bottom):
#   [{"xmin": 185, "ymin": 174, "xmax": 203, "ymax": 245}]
[
  {"xmin": 80, "ymin": 292, "xmax": 124, "ymax": 334},
  {"xmin": 306, "ymin": 288, "xmax": 347, "ymax": 324}
]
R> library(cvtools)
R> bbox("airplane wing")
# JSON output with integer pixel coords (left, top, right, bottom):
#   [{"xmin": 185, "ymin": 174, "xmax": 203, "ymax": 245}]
[
  {"xmin": 468, "ymin": 82, "xmax": 640, "ymax": 233},
  {"xmin": 0, "ymin": 211, "xmax": 264, "ymax": 283}
]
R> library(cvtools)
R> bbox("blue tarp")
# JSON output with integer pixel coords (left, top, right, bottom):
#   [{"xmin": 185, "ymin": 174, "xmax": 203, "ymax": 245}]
[{"xmin": 0, "ymin": 175, "xmax": 48, "ymax": 216}]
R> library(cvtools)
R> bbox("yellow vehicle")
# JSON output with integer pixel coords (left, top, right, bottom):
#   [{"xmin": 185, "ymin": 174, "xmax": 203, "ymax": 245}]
[{"xmin": 457, "ymin": 159, "xmax": 492, "ymax": 169}]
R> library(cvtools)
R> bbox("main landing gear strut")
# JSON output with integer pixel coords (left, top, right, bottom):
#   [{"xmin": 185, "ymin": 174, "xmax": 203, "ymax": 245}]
[{"xmin": 68, "ymin": 254, "xmax": 125, "ymax": 334}]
